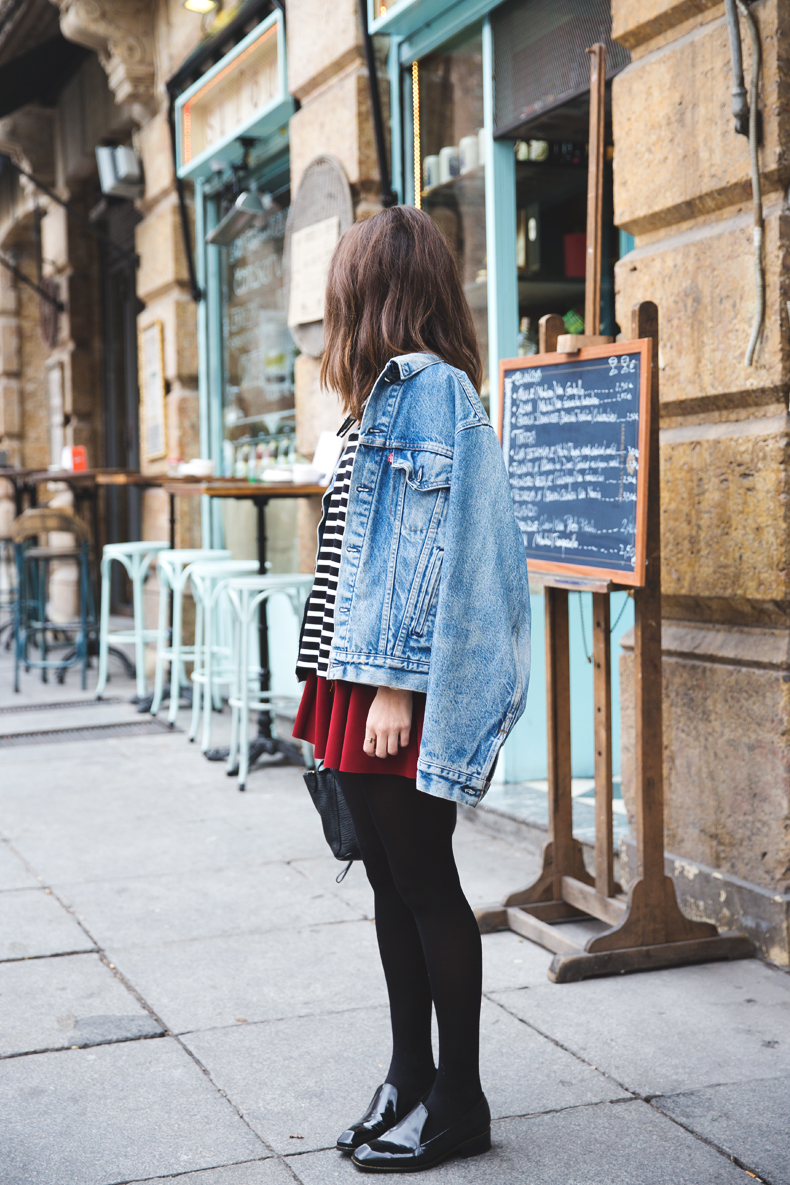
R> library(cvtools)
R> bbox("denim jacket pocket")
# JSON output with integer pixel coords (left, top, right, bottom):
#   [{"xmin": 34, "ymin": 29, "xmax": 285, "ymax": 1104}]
[
  {"xmin": 392, "ymin": 450, "xmax": 452, "ymax": 492},
  {"xmin": 410, "ymin": 548, "xmax": 443, "ymax": 637}
]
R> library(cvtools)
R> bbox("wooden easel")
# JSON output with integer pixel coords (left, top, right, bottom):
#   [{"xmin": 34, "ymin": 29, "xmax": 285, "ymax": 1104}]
[{"xmin": 476, "ymin": 47, "xmax": 753, "ymax": 982}]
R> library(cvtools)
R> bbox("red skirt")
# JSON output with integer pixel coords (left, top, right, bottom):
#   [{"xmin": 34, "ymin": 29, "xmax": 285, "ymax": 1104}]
[{"xmin": 292, "ymin": 673, "xmax": 425, "ymax": 778}]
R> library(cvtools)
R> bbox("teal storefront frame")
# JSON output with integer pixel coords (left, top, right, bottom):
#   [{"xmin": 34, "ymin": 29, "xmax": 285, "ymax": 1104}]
[{"xmin": 384, "ymin": 0, "xmax": 634, "ymax": 782}]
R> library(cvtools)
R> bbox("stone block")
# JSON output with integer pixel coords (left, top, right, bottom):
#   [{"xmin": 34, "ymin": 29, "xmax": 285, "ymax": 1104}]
[
  {"xmin": 613, "ymin": 0, "xmax": 726, "ymax": 52},
  {"xmin": 619, "ymin": 621, "xmax": 790, "ymax": 895},
  {"xmin": 0, "ymin": 952, "xmax": 163, "ymax": 1057},
  {"xmin": 0, "ymin": 261, "xmax": 17, "ymax": 314},
  {"xmin": 41, "ymin": 205, "xmax": 69, "ymax": 270},
  {"xmin": 137, "ymin": 109, "xmax": 175, "ymax": 205},
  {"xmin": 290, "ymin": 70, "xmax": 378, "ymax": 192},
  {"xmin": 131, "ymin": 1165, "xmax": 290, "ymax": 1185},
  {"xmin": 56, "ymin": 859, "xmax": 362, "ymax": 950},
  {"xmin": 184, "ymin": 999, "xmax": 626, "ymax": 1156},
  {"xmin": 612, "ymin": 3, "xmax": 789, "ymax": 234},
  {"xmin": 615, "ymin": 208, "xmax": 789, "ymax": 412},
  {"xmin": 295, "ymin": 1102, "xmax": 748, "ymax": 1184},
  {"xmin": 0, "ymin": 1038, "xmax": 267, "ymax": 1185},
  {"xmin": 492, "ymin": 956, "xmax": 790, "ymax": 1097},
  {"xmin": 136, "ymin": 200, "xmax": 189, "ymax": 301},
  {"xmin": 0, "ymin": 378, "xmax": 21, "ymax": 436},
  {"xmin": 0, "ymin": 843, "xmax": 39, "ymax": 890},
  {"xmin": 0, "ymin": 888, "xmax": 95, "ymax": 961},
  {"xmin": 659, "ymin": 421, "xmax": 790, "ymax": 603},
  {"xmin": 0, "ymin": 317, "xmax": 20, "ymax": 375},
  {"xmin": 656, "ymin": 1077, "xmax": 790, "ymax": 1184},
  {"xmin": 105, "ymin": 918, "xmax": 387, "ymax": 1034},
  {"xmin": 287, "ymin": 0, "xmax": 361, "ymax": 100}
]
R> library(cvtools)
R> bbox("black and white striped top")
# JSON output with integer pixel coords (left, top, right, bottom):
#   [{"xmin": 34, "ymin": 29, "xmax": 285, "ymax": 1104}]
[{"xmin": 297, "ymin": 430, "xmax": 360, "ymax": 677}]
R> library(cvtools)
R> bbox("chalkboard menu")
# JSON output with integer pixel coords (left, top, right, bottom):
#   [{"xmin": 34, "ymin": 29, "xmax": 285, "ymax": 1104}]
[{"xmin": 500, "ymin": 339, "xmax": 652, "ymax": 586}]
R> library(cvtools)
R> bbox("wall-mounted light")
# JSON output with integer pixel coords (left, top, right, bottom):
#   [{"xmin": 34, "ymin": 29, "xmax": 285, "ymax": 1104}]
[
  {"xmin": 183, "ymin": 0, "xmax": 217, "ymax": 13},
  {"xmin": 206, "ymin": 189, "xmax": 279, "ymax": 246}
]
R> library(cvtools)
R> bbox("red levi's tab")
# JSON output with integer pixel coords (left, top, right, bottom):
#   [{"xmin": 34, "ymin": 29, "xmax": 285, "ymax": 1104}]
[{"xmin": 388, "ymin": 453, "xmax": 394, "ymax": 462}]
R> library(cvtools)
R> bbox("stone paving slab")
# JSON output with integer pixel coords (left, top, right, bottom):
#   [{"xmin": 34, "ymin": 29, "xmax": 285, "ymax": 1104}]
[
  {"xmin": 492, "ymin": 957, "xmax": 790, "ymax": 1096},
  {"xmin": 184, "ymin": 998, "xmax": 629, "ymax": 1156},
  {"xmin": 0, "ymin": 841, "xmax": 39, "ymax": 890},
  {"xmin": 129, "ymin": 1161, "xmax": 292, "ymax": 1185},
  {"xmin": 0, "ymin": 952, "xmax": 163, "ymax": 1057},
  {"xmin": 57, "ymin": 860, "xmax": 363, "ymax": 949},
  {"xmin": 0, "ymin": 700, "xmax": 139, "ymax": 735},
  {"xmin": 2, "ymin": 759, "xmax": 329, "ymax": 884},
  {"xmin": 656, "ymin": 1076, "xmax": 790, "ymax": 1184},
  {"xmin": 108, "ymin": 918, "xmax": 387, "ymax": 1034},
  {"xmin": 0, "ymin": 1037, "xmax": 268, "ymax": 1185},
  {"xmin": 0, "ymin": 888, "xmax": 95, "ymax": 961},
  {"xmin": 288, "ymin": 1100, "xmax": 749, "ymax": 1184}
]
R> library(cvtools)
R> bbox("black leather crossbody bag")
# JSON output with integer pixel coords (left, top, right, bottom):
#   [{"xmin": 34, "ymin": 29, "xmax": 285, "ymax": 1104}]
[{"xmin": 303, "ymin": 763, "xmax": 361, "ymax": 880}]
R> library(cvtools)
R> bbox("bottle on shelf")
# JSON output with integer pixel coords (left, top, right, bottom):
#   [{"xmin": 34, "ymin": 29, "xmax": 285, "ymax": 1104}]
[{"xmin": 517, "ymin": 317, "xmax": 539, "ymax": 356}]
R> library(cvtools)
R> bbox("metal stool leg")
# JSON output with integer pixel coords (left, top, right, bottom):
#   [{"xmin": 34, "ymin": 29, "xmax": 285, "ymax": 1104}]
[
  {"xmin": 188, "ymin": 593, "xmax": 204, "ymax": 742},
  {"xmin": 167, "ymin": 574, "xmax": 185, "ymax": 727},
  {"xmin": 226, "ymin": 603, "xmax": 241, "ymax": 777},
  {"xmin": 150, "ymin": 565, "xmax": 170, "ymax": 717},
  {"xmin": 131, "ymin": 551, "xmax": 148, "ymax": 700},
  {"xmin": 238, "ymin": 587, "xmax": 252, "ymax": 791},
  {"xmin": 201, "ymin": 592, "xmax": 215, "ymax": 753},
  {"xmin": 95, "ymin": 553, "xmax": 112, "ymax": 699}
]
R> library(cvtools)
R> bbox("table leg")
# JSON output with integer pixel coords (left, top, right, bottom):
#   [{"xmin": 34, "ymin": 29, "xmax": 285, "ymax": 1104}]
[{"xmin": 254, "ymin": 496, "xmax": 274, "ymax": 747}]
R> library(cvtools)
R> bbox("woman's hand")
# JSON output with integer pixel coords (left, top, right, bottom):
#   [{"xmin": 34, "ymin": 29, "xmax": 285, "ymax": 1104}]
[{"xmin": 365, "ymin": 687, "xmax": 413, "ymax": 759}]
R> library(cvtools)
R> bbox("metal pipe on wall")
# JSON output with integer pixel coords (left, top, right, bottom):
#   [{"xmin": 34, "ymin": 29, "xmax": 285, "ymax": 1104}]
[{"xmin": 736, "ymin": 0, "xmax": 764, "ymax": 367}]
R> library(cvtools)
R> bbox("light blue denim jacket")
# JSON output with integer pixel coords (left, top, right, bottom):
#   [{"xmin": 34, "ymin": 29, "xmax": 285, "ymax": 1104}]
[{"xmin": 319, "ymin": 352, "xmax": 531, "ymax": 807}]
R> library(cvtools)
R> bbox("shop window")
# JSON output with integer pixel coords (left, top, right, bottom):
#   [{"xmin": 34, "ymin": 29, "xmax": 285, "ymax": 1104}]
[
  {"xmin": 411, "ymin": 28, "xmax": 489, "ymax": 404},
  {"xmin": 217, "ymin": 172, "xmax": 297, "ymax": 479},
  {"xmin": 493, "ymin": 0, "xmax": 630, "ymax": 345}
]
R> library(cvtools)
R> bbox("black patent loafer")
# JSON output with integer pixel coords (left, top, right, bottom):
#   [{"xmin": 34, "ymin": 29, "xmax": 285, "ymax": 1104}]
[
  {"xmin": 351, "ymin": 1095, "xmax": 491, "ymax": 1172},
  {"xmin": 337, "ymin": 1083, "xmax": 401, "ymax": 1152}
]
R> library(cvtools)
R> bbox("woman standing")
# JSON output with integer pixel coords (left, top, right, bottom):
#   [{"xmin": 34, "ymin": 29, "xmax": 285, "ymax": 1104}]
[{"xmin": 293, "ymin": 206, "xmax": 530, "ymax": 1172}]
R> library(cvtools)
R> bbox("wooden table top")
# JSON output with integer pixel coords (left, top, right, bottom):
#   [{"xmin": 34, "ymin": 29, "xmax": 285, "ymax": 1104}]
[
  {"xmin": 163, "ymin": 480, "xmax": 327, "ymax": 498},
  {"xmin": 26, "ymin": 468, "xmax": 134, "ymax": 485}
]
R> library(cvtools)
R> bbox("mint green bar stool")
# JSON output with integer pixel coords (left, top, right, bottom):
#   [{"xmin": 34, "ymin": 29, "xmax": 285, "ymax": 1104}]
[
  {"xmin": 186, "ymin": 558, "xmax": 259, "ymax": 749},
  {"xmin": 226, "ymin": 574, "xmax": 313, "ymax": 791},
  {"xmin": 150, "ymin": 548, "xmax": 231, "ymax": 724},
  {"xmin": 96, "ymin": 540, "xmax": 169, "ymax": 700}
]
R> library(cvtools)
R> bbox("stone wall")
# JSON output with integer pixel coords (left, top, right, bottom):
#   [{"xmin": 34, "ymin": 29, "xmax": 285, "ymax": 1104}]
[
  {"xmin": 287, "ymin": 0, "xmax": 387, "ymax": 570},
  {"xmin": 612, "ymin": 0, "xmax": 790, "ymax": 947}
]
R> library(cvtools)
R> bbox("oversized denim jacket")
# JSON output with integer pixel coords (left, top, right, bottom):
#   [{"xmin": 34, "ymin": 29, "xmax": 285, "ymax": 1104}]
[{"xmin": 317, "ymin": 352, "xmax": 531, "ymax": 807}]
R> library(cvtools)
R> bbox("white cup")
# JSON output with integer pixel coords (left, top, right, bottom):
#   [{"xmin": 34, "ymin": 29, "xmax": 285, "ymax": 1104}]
[
  {"xmin": 459, "ymin": 135, "xmax": 479, "ymax": 174},
  {"xmin": 477, "ymin": 128, "xmax": 486, "ymax": 168},
  {"xmin": 422, "ymin": 154, "xmax": 440, "ymax": 190},
  {"xmin": 438, "ymin": 146, "xmax": 460, "ymax": 184},
  {"xmin": 292, "ymin": 463, "xmax": 321, "ymax": 485}
]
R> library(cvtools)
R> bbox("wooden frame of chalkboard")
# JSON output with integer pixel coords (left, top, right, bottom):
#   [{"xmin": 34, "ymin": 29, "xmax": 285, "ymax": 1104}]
[{"xmin": 499, "ymin": 338, "xmax": 653, "ymax": 587}]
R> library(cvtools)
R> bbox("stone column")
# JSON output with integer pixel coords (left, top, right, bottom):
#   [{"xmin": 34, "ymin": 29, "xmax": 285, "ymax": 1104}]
[
  {"xmin": 612, "ymin": 0, "xmax": 790, "ymax": 960},
  {"xmin": 287, "ymin": 0, "xmax": 387, "ymax": 570}
]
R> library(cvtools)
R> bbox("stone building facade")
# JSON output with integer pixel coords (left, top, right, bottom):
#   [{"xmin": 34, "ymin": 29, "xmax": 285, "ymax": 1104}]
[{"xmin": 0, "ymin": 0, "xmax": 788, "ymax": 960}]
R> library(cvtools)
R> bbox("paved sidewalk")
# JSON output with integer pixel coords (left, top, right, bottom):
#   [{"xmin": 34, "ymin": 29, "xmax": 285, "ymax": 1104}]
[{"xmin": 1, "ymin": 667, "xmax": 789, "ymax": 1185}]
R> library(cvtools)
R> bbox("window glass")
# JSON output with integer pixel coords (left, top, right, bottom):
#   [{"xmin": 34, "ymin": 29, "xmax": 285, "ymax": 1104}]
[
  {"xmin": 513, "ymin": 137, "xmax": 618, "ymax": 349},
  {"xmin": 219, "ymin": 184, "xmax": 297, "ymax": 478},
  {"xmin": 412, "ymin": 29, "xmax": 489, "ymax": 406}
]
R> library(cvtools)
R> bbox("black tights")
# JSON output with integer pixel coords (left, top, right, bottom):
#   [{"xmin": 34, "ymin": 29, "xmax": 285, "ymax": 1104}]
[{"xmin": 334, "ymin": 771, "xmax": 482, "ymax": 1138}]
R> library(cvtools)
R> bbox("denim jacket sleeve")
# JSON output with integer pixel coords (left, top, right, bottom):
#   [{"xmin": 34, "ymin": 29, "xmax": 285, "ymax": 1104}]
[{"xmin": 416, "ymin": 417, "xmax": 531, "ymax": 805}]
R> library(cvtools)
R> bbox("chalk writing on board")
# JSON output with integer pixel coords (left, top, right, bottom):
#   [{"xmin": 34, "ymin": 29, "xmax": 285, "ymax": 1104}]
[{"xmin": 502, "ymin": 351, "xmax": 644, "ymax": 577}]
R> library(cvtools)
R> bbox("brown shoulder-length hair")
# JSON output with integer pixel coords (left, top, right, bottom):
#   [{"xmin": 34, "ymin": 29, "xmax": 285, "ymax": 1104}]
[{"xmin": 320, "ymin": 205, "xmax": 483, "ymax": 418}]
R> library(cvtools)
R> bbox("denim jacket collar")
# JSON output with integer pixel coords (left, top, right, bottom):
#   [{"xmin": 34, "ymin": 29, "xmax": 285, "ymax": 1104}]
[{"xmin": 381, "ymin": 352, "xmax": 442, "ymax": 384}]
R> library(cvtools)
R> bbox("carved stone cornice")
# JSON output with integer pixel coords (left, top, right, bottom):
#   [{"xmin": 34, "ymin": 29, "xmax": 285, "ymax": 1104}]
[{"xmin": 50, "ymin": 0, "xmax": 156, "ymax": 123}]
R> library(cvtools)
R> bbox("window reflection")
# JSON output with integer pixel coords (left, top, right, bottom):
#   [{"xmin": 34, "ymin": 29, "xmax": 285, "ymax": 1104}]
[
  {"xmin": 220, "ymin": 194, "xmax": 298, "ymax": 478},
  {"xmin": 412, "ymin": 31, "xmax": 489, "ymax": 407}
]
